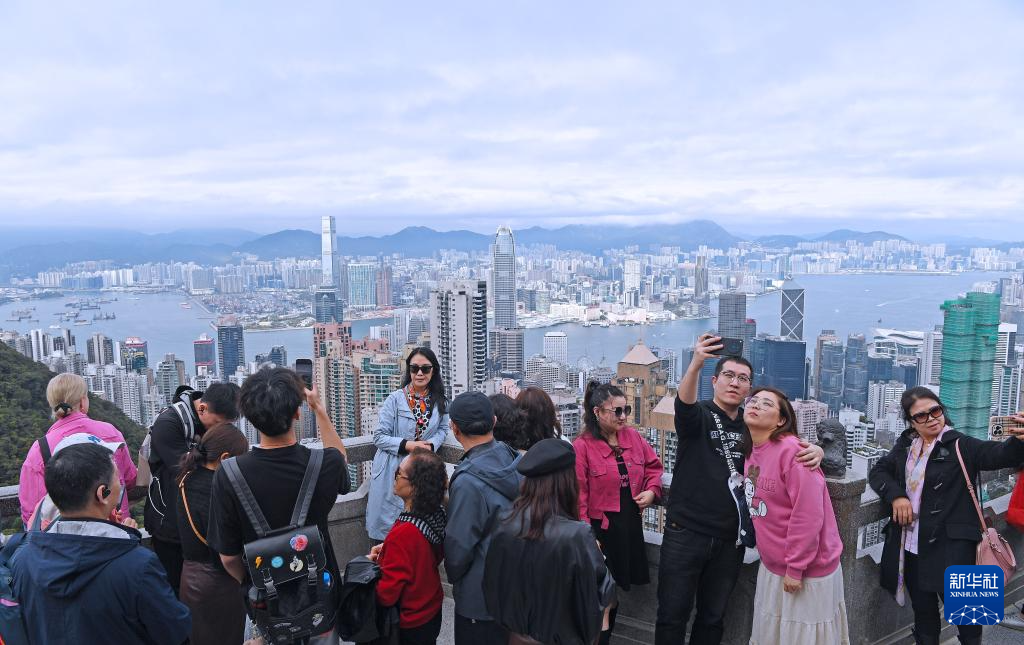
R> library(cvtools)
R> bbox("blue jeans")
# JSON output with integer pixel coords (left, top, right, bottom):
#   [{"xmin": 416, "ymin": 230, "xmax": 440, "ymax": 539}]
[{"xmin": 655, "ymin": 522, "xmax": 744, "ymax": 645}]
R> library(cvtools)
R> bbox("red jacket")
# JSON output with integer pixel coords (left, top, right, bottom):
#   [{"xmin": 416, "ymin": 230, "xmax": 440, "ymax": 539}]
[
  {"xmin": 375, "ymin": 520, "xmax": 444, "ymax": 628},
  {"xmin": 574, "ymin": 427, "xmax": 664, "ymax": 529}
]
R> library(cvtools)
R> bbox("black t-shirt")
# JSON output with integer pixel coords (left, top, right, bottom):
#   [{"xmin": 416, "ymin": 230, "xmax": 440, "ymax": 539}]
[
  {"xmin": 176, "ymin": 467, "xmax": 221, "ymax": 567},
  {"xmin": 667, "ymin": 397, "xmax": 749, "ymax": 540},
  {"xmin": 208, "ymin": 444, "xmax": 350, "ymax": 581}
]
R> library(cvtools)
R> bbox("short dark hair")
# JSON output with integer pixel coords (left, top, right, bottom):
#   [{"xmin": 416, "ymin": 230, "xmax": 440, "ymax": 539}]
[
  {"xmin": 405, "ymin": 449, "xmax": 448, "ymax": 516},
  {"xmin": 240, "ymin": 367, "xmax": 304, "ymax": 437},
  {"xmin": 714, "ymin": 355, "xmax": 753, "ymax": 378},
  {"xmin": 201, "ymin": 382, "xmax": 241, "ymax": 420},
  {"xmin": 44, "ymin": 443, "xmax": 115, "ymax": 514}
]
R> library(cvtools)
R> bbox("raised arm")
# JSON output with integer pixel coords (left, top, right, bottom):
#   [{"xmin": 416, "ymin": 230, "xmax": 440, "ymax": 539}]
[
  {"xmin": 306, "ymin": 384, "xmax": 345, "ymax": 458},
  {"xmin": 679, "ymin": 334, "xmax": 722, "ymax": 404}
]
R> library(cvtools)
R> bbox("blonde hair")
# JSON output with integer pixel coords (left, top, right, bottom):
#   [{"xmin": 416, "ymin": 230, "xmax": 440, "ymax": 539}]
[{"xmin": 46, "ymin": 373, "xmax": 88, "ymax": 420}]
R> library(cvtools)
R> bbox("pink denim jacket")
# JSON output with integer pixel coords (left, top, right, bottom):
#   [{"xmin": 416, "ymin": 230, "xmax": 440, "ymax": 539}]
[
  {"xmin": 573, "ymin": 427, "xmax": 664, "ymax": 529},
  {"xmin": 18, "ymin": 412, "xmax": 138, "ymax": 526}
]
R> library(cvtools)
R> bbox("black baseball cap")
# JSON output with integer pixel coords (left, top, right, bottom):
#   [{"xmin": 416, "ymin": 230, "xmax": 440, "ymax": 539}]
[{"xmin": 448, "ymin": 391, "xmax": 494, "ymax": 434}]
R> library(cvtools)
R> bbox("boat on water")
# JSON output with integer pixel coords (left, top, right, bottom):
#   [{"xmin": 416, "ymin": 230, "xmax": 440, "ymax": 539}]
[
  {"xmin": 73, "ymin": 319, "xmax": 91, "ymax": 326},
  {"xmin": 180, "ymin": 302, "xmax": 192, "ymax": 309},
  {"xmin": 93, "ymin": 313, "xmax": 116, "ymax": 321}
]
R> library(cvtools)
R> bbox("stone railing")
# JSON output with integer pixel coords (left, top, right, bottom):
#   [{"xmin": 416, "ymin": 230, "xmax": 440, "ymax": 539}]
[{"xmin": 3, "ymin": 437, "xmax": 1022, "ymax": 645}]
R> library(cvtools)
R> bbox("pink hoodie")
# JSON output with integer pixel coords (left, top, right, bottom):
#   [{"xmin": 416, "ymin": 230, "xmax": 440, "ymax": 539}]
[
  {"xmin": 19, "ymin": 412, "xmax": 138, "ymax": 526},
  {"xmin": 744, "ymin": 434, "xmax": 842, "ymax": 580}
]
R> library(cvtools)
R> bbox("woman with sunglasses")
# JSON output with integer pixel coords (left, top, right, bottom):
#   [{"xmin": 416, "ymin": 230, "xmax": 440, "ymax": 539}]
[
  {"xmin": 869, "ymin": 387, "xmax": 1024, "ymax": 645},
  {"xmin": 573, "ymin": 381, "xmax": 664, "ymax": 645},
  {"xmin": 368, "ymin": 347, "xmax": 450, "ymax": 542},
  {"xmin": 742, "ymin": 387, "xmax": 848, "ymax": 645}
]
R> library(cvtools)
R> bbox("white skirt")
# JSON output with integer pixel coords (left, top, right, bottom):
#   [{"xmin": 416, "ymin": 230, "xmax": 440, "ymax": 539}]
[{"xmin": 749, "ymin": 562, "xmax": 850, "ymax": 645}]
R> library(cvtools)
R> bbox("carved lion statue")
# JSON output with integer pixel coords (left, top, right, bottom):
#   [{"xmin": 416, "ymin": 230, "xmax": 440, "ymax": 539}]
[{"xmin": 815, "ymin": 418, "xmax": 847, "ymax": 478}]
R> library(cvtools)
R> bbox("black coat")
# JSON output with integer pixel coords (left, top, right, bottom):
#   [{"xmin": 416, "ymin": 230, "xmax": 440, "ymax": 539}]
[
  {"xmin": 868, "ymin": 428, "xmax": 1024, "ymax": 593},
  {"xmin": 483, "ymin": 511, "xmax": 614, "ymax": 645}
]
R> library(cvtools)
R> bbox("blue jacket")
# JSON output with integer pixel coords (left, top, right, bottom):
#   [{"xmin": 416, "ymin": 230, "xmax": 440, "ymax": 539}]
[
  {"xmin": 444, "ymin": 439, "xmax": 522, "ymax": 620},
  {"xmin": 367, "ymin": 389, "xmax": 450, "ymax": 540},
  {"xmin": 12, "ymin": 519, "xmax": 191, "ymax": 645}
]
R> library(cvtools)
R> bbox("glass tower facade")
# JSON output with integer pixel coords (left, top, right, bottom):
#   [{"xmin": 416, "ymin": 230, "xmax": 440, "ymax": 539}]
[{"xmin": 940, "ymin": 291, "xmax": 1000, "ymax": 440}]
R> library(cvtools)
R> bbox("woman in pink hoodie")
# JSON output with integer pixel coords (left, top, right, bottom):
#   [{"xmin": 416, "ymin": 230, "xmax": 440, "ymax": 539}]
[
  {"xmin": 19, "ymin": 373, "xmax": 137, "ymax": 527},
  {"xmin": 743, "ymin": 386, "xmax": 848, "ymax": 645}
]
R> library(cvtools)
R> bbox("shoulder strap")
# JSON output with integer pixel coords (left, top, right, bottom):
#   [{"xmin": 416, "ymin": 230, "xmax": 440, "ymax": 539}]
[
  {"xmin": 37, "ymin": 436, "xmax": 52, "ymax": 467},
  {"xmin": 290, "ymin": 449, "xmax": 324, "ymax": 528},
  {"xmin": 222, "ymin": 457, "xmax": 273, "ymax": 538},
  {"xmin": 954, "ymin": 439, "xmax": 988, "ymax": 531},
  {"xmin": 171, "ymin": 400, "xmax": 196, "ymax": 443},
  {"xmin": 178, "ymin": 472, "xmax": 208, "ymax": 546}
]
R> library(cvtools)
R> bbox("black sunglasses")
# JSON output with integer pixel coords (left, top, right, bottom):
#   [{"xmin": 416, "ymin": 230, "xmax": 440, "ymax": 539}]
[
  {"xmin": 408, "ymin": 364, "xmax": 433, "ymax": 375},
  {"xmin": 910, "ymin": 404, "xmax": 944, "ymax": 424},
  {"xmin": 599, "ymin": 405, "xmax": 632, "ymax": 418}
]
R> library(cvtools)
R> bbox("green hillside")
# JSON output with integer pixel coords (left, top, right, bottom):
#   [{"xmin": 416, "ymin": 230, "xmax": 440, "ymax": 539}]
[{"xmin": 0, "ymin": 342, "xmax": 147, "ymax": 486}]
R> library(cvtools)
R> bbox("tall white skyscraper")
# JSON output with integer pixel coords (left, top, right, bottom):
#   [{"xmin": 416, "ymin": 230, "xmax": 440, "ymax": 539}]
[
  {"xmin": 868, "ymin": 380, "xmax": 907, "ymax": 423},
  {"xmin": 920, "ymin": 328, "xmax": 943, "ymax": 386},
  {"xmin": 430, "ymin": 280, "xmax": 488, "ymax": 398},
  {"xmin": 493, "ymin": 226, "xmax": 517, "ymax": 329},
  {"xmin": 991, "ymin": 323, "xmax": 1017, "ymax": 414},
  {"xmin": 316, "ymin": 215, "xmax": 344, "ymax": 323},
  {"xmin": 543, "ymin": 331, "xmax": 568, "ymax": 366}
]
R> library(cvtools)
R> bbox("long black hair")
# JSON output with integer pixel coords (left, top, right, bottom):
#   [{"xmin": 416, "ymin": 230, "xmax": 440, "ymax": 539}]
[
  {"xmin": 582, "ymin": 381, "xmax": 625, "ymax": 439},
  {"xmin": 401, "ymin": 347, "xmax": 447, "ymax": 414},
  {"xmin": 506, "ymin": 465, "xmax": 579, "ymax": 541}
]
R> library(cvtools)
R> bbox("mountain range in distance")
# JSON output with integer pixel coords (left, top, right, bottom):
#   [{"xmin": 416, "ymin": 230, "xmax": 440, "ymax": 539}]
[{"xmin": 0, "ymin": 220, "xmax": 1018, "ymax": 275}]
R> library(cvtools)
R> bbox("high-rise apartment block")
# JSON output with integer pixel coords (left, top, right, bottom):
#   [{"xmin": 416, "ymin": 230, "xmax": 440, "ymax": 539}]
[
  {"xmin": 347, "ymin": 263, "xmax": 378, "ymax": 309},
  {"xmin": 430, "ymin": 280, "xmax": 488, "ymax": 398},
  {"xmin": 87, "ymin": 333, "xmax": 115, "ymax": 366},
  {"xmin": 216, "ymin": 317, "xmax": 245, "ymax": 381},
  {"xmin": 792, "ymin": 399, "xmax": 829, "ymax": 443},
  {"xmin": 780, "ymin": 280, "xmax": 805, "ymax": 341},
  {"xmin": 122, "ymin": 337, "xmax": 149, "ymax": 372},
  {"xmin": 940, "ymin": 291, "xmax": 1000, "ymax": 440},
  {"xmin": 155, "ymin": 353, "xmax": 187, "ymax": 406},
  {"xmin": 489, "ymin": 327, "xmax": 524, "ymax": 375},
  {"xmin": 920, "ymin": 328, "xmax": 943, "ymax": 386},
  {"xmin": 991, "ymin": 323, "xmax": 1018, "ymax": 415},
  {"xmin": 867, "ymin": 380, "xmax": 906, "ymax": 423},
  {"xmin": 543, "ymin": 331, "xmax": 568, "ymax": 366},
  {"xmin": 614, "ymin": 340, "xmax": 670, "ymax": 429}
]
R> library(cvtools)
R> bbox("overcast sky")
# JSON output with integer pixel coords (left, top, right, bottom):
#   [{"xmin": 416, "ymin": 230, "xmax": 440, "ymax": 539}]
[{"xmin": 1, "ymin": 1, "xmax": 1022, "ymax": 239}]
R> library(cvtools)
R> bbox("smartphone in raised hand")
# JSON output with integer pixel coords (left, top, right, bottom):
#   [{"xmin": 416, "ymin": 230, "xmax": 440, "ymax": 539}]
[{"xmin": 295, "ymin": 358, "xmax": 313, "ymax": 389}]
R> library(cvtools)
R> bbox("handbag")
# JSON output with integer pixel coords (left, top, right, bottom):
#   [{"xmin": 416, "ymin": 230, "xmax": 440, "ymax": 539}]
[
  {"xmin": 709, "ymin": 410, "xmax": 756, "ymax": 548},
  {"xmin": 954, "ymin": 439, "xmax": 1017, "ymax": 581}
]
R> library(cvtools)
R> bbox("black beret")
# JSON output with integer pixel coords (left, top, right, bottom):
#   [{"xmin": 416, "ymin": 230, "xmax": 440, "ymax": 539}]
[{"xmin": 517, "ymin": 438, "xmax": 575, "ymax": 477}]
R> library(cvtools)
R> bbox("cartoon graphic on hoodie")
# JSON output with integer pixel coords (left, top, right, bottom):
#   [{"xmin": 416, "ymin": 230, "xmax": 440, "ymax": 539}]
[{"xmin": 744, "ymin": 465, "xmax": 768, "ymax": 518}]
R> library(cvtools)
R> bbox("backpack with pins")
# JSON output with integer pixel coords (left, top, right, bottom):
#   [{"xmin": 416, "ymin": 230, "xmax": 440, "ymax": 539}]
[{"xmin": 223, "ymin": 449, "xmax": 337, "ymax": 643}]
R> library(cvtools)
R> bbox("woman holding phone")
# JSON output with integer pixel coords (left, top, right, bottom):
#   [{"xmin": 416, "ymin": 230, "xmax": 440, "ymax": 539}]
[{"xmin": 367, "ymin": 347, "xmax": 451, "ymax": 542}]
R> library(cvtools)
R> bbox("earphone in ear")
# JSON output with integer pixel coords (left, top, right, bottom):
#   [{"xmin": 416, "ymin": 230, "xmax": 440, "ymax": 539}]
[{"xmin": 101, "ymin": 486, "xmax": 112, "ymax": 499}]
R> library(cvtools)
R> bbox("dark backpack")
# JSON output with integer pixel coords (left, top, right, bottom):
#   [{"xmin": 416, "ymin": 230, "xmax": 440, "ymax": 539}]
[
  {"xmin": 0, "ymin": 511, "xmax": 48, "ymax": 645},
  {"xmin": 223, "ymin": 449, "xmax": 336, "ymax": 644},
  {"xmin": 334, "ymin": 556, "xmax": 399, "ymax": 644}
]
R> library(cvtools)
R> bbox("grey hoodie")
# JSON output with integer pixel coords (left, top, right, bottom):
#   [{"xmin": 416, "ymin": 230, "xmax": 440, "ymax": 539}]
[{"xmin": 444, "ymin": 439, "xmax": 522, "ymax": 620}]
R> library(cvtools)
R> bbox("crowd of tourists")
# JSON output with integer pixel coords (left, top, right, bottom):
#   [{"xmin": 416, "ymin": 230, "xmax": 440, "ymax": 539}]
[{"xmin": 5, "ymin": 339, "xmax": 1024, "ymax": 645}]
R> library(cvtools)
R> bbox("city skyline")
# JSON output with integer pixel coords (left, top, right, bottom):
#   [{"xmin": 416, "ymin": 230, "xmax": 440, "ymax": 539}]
[{"xmin": 2, "ymin": 3, "xmax": 1024, "ymax": 238}]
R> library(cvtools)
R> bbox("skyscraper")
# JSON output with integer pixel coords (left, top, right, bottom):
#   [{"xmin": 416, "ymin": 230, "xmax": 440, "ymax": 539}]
[
  {"xmin": 493, "ymin": 226, "xmax": 517, "ymax": 329},
  {"xmin": 430, "ymin": 280, "xmax": 488, "ymax": 398},
  {"xmin": 780, "ymin": 280, "xmax": 805, "ymax": 341},
  {"xmin": 87, "ymin": 333, "xmax": 115, "ymax": 366},
  {"xmin": 489, "ymin": 327, "xmax": 524, "ymax": 375},
  {"xmin": 193, "ymin": 333, "xmax": 216, "ymax": 375},
  {"xmin": 991, "ymin": 323, "xmax": 1017, "ymax": 415},
  {"xmin": 920, "ymin": 328, "xmax": 943, "ymax": 386},
  {"xmin": 122, "ymin": 337, "xmax": 149, "ymax": 372},
  {"xmin": 814, "ymin": 330, "xmax": 838, "ymax": 395},
  {"xmin": 717, "ymin": 291, "xmax": 753, "ymax": 360},
  {"xmin": 843, "ymin": 334, "xmax": 868, "ymax": 412},
  {"xmin": 216, "ymin": 316, "xmax": 245, "ymax": 380},
  {"xmin": 940, "ymin": 291, "xmax": 1000, "ymax": 440},
  {"xmin": 268, "ymin": 345, "xmax": 288, "ymax": 368},
  {"xmin": 543, "ymin": 331, "xmax": 568, "ymax": 366},
  {"xmin": 614, "ymin": 340, "xmax": 670, "ymax": 429},
  {"xmin": 155, "ymin": 353, "xmax": 187, "ymax": 406},
  {"xmin": 315, "ymin": 215, "xmax": 344, "ymax": 323},
  {"xmin": 751, "ymin": 335, "xmax": 808, "ymax": 400},
  {"xmin": 817, "ymin": 339, "xmax": 846, "ymax": 412},
  {"xmin": 694, "ymin": 255, "xmax": 709, "ymax": 303}
]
